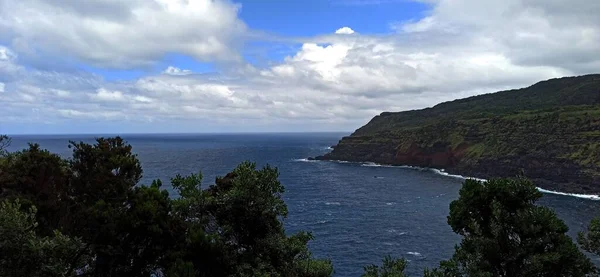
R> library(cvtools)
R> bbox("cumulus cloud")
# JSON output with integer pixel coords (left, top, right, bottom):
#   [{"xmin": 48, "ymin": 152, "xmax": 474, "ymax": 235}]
[
  {"xmin": 335, "ymin": 27, "xmax": 356, "ymax": 35},
  {"xmin": 163, "ymin": 66, "xmax": 193, "ymax": 76},
  {"xmin": 0, "ymin": 0, "xmax": 247, "ymax": 68},
  {"xmin": 1, "ymin": 0, "xmax": 600, "ymax": 133}
]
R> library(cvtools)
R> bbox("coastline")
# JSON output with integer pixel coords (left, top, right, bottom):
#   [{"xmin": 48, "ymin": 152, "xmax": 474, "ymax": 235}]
[{"xmin": 295, "ymin": 158, "xmax": 600, "ymax": 201}]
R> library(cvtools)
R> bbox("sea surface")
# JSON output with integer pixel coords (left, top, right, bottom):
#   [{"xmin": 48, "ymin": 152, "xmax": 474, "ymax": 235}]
[{"xmin": 7, "ymin": 133, "xmax": 600, "ymax": 276}]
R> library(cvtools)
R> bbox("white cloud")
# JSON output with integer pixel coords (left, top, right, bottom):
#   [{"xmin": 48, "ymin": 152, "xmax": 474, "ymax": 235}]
[
  {"xmin": 0, "ymin": 46, "xmax": 15, "ymax": 61},
  {"xmin": 1, "ymin": 0, "xmax": 600, "ymax": 133},
  {"xmin": 163, "ymin": 66, "xmax": 192, "ymax": 76},
  {"xmin": 335, "ymin": 27, "xmax": 355, "ymax": 34},
  {"xmin": 133, "ymin": 95, "xmax": 153, "ymax": 103},
  {"xmin": 49, "ymin": 89, "xmax": 70, "ymax": 98},
  {"xmin": 0, "ymin": 0, "xmax": 247, "ymax": 68},
  {"xmin": 0, "ymin": 82, "xmax": 4, "ymax": 93},
  {"xmin": 91, "ymin": 88, "xmax": 125, "ymax": 102}
]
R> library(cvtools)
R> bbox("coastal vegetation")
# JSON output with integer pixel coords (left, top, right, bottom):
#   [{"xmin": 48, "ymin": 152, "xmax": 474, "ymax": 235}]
[
  {"xmin": 317, "ymin": 74, "xmax": 600, "ymax": 194},
  {"xmin": 0, "ymin": 137, "xmax": 332, "ymax": 277},
  {"xmin": 1, "ymin": 135, "xmax": 599, "ymax": 276}
]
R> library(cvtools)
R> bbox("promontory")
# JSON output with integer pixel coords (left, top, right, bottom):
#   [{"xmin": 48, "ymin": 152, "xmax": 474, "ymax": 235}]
[{"xmin": 316, "ymin": 74, "xmax": 600, "ymax": 194}]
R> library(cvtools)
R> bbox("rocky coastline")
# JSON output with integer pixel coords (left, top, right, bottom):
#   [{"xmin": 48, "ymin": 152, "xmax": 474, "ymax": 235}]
[{"xmin": 313, "ymin": 74, "xmax": 600, "ymax": 194}]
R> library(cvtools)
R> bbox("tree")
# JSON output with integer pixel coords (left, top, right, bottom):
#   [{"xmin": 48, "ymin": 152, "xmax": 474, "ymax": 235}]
[
  {"xmin": 431, "ymin": 177, "xmax": 596, "ymax": 276},
  {"xmin": 66, "ymin": 137, "xmax": 179, "ymax": 276},
  {"xmin": 0, "ymin": 137, "xmax": 180, "ymax": 276},
  {"xmin": 578, "ymin": 217, "xmax": 600, "ymax": 256},
  {"xmin": 0, "ymin": 137, "xmax": 332, "ymax": 277},
  {"xmin": 362, "ymin": 256, "xmax": 408, "ymax": 277},
  {"xmin": 0, "ymin": 135, "xmax": 10, "ymax": 156},
  {"xmin": 0, "ymin": 143, "xmax": 71, "ymax": 235},
  {"xmin": 171, "ymin": 162, "xmax": 334, "ymax": 277},
  {"xmin": 0, "ymin": 200, "xmax": 89, "ymax": 277}
]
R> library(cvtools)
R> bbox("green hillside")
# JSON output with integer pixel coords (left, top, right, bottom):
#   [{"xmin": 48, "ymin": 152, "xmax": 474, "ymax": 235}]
[{"xmin": 318, "ymin": 74, "xmax": 600, "ymax": 193}]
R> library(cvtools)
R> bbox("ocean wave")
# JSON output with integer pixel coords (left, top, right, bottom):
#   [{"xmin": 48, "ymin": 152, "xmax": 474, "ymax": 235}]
[
  {"xmin": 536, "ymin": 188, "xmax": 600, "ymax": 200},
  {"xmin": 292, "ymin": 158, "xmax": 318, "ymax": 163},
  {"xmin": 387, "ymin": 229, "xmax": 407, "ymax": 235},
  {"xmin": 325, "ymin": 202, "xmax": 341, "ymax": 205},
  {"xmin": 361, "ymin": 162, "xmax": 395, "ymax": 168},
  {"xmin": 293, "ymin": 158, "xmax": 600, "ymax": 201},
  {"xmin": 406, "ymin": 252, "xmax": 421, "ymax": 256},
  {"xmin": 386, "ymin": 202, "xmax": 395, "ymax": 206}
]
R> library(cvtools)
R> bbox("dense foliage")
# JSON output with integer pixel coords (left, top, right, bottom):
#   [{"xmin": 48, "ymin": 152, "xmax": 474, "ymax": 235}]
[
  {"xmin": 0, "ymin": 200, "xmax": 88, "ymax": 277},
  {"xmin": 429, "ymin": 177, "xmax": 596, "ymax": 276},
  {"xmin": 0, "ymin": 137, "xmax": 333, "ymax": 277},
  {"xmin": 365, "ymin": 177, "xmax": 597, "ymax": 277},
  {"xmin": 579, "ymin": 218, "xmax": 600, "ymax": 256},
  {"xmin": 362, "ymin": 256, "xmax": 408, "ymax": 277}
]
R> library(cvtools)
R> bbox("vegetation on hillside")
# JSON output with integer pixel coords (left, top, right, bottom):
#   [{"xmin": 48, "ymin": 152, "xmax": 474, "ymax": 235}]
[
  {"xmin": 1, "ymin": 135, "xmax": 600, "ymax": 276},
  {"xmin": 321, "ymin": 74, "xmax": 600, "ymax": 193}
]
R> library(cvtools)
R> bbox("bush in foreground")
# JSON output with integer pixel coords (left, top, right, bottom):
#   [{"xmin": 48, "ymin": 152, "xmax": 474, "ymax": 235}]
[
  {"xmin": 367, "ymin": 178, "xmax": 596, "ymax": 277},
  {"xmin": 0, "ymin": 137, "xmax": 332, "ymax": 277}
]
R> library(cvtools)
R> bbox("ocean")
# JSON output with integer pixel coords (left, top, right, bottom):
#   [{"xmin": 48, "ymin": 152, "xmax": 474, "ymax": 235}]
[{"xmin": 7, "ymin": 133, "xmax": 600, "ymax": 276}]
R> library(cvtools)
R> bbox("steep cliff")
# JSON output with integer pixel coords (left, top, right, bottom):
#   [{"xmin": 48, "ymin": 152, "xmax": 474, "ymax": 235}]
[{"xmin": 316, "ymin": 74, "xmax": 600, "ymax": 193}]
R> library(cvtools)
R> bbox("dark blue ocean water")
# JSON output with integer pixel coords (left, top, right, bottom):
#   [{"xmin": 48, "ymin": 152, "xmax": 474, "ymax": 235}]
[{"xmin": 7, "ymin": 133, "xmax": 600, "ymax": 276}]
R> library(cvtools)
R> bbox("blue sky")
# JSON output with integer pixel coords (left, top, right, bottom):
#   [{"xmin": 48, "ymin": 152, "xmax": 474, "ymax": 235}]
[
  {"xmin": 79, "ymin": 0, "xmax": 430, "ymax": 81},
  {"xmin": 0, "ymin": 0, "xmax": 598, "ymax": 134}
]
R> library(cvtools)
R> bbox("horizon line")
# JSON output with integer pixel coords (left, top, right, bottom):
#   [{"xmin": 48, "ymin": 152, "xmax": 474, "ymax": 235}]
[{"xmin": 5, "ymin": 131, "xmax": 353, "ymax": 137}]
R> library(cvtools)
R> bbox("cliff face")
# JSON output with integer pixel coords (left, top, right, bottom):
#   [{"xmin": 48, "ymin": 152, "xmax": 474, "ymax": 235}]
[{"xmin": 317, "ymin": 74, "xmax": 600, "ymax": 193}]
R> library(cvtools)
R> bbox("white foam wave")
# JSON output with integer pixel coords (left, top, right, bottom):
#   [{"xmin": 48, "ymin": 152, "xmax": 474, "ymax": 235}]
[
  {"xmin": 428, "ymin": 169, "xmax": 600, "ymax": 200},
  {"xmin": 361, "ymin": 162, "xmax": 394, "ymax": 168},
  {"xmin": 292, "ymin": 158, "xmax": 318, "ymax": 163},
  {"xmin": 407, "ymin": 252, "xmax": 421, "ymax": 256},
  {"xmin": 333, "ymin": 160, "xmax": 351, "ymax": 163},
  {"xmin": 386, "ymin": 202, "xmax": 395, "ymax": 206},
  {"xmin": 325, "ymin": 202, "xmax": 341, "ymax": 205},
  {"xmin": 429, "ymin": 168, "xmax": 487, "ymax": 182},
  {"xmin": 387, "ymin": 229, "xmax": 407, "ymax": 235},
  {"xmin": 297, "ymin": 158, "xmax": 600, "ymax": 201},
  {"xmin": 537, "ymin": 188, "xmax": 600, "ymax": 200}
]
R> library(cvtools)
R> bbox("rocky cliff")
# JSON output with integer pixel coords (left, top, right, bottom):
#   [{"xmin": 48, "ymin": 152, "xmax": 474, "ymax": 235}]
[{"xmin": 316, "ymin": 74, "xmax": 600, "ymax": 193}]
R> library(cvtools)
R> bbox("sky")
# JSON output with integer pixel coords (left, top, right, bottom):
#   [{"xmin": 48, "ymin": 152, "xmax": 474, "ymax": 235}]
[{"xmin": 0, "ymin": 0, "xmax": 599, "ymax": 134}]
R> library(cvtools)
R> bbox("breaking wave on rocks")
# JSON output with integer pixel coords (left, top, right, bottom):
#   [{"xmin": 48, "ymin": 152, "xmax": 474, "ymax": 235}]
[
  {"xmin": 292, "ymin": 158, "xmax": 318, "ymax": 162},
  {"xmin": 293, "ymin": 158, "xmax": 600, "ymax": 201}
]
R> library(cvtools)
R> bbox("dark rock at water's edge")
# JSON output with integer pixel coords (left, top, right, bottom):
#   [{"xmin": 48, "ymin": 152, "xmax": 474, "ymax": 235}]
[{"xmin": 318, "ymin": 74, "xmax": 600, "ymax": 194}]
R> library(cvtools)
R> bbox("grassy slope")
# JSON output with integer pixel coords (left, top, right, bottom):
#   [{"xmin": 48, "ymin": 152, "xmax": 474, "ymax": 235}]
[{"xmin": 325, "ymin": 74, "xmax": 600, "ymax": 192}]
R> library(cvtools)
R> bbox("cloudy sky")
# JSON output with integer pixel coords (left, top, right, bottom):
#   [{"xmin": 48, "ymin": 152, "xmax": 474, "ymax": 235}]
[{"xmin": 0, "ymin": 0, "xmax": 598, "ymax": 134}]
